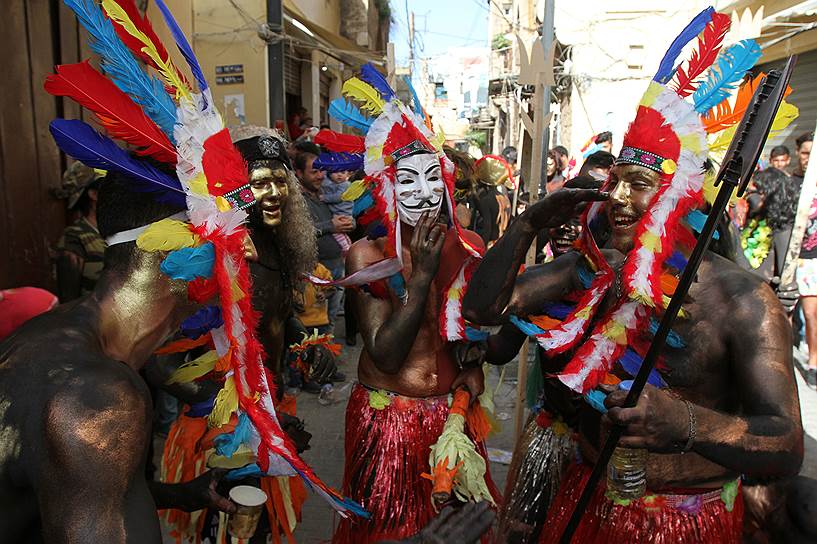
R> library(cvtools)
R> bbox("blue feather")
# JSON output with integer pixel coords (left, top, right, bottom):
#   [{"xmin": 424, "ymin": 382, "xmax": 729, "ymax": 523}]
[
  {"xmin": 541, "ymin": 302, "xmax": 574, "ymax": 320},
  {"xmin": 62, "ymin": 0, "xmax": 177, "ymax": 138},
  {"xmin": 577, "ymin": 263, "xmax": 595, "ymax": 289},
  {"xmin": 465, "ymin": 327, "xmax": 490, "ymax": 341},
  {"xmin": 214, "ymin": 412, "xmax": 252, "ymax": 458},
  {"xmin": 366, "ymin": 222, "xmax": 387, "ymax": 239},
  {"xmin": 353, "ymin": 192, "xmax": 375, "ymax": 215},
  {"xmin": 666, "ymin": 250, "xmax": 688, "ymax": 272},
  {"xmin": 225, "ymin": 463, "xmax": 264, "ymax": 481},
  {"xmin": 648, "ymin": 319, "xmax": 686, "ymax": 348},
  {"xmin": 328, "ymin": 99, "xmax": 373, "ymax": 132},
  {"xmin": 685, "ymin": 210, "xmax": 719, "ymax": 239},
  {"xmin": 49, "ymin": 119, "xmax": 185, "ymax": 206},
  {"xmin": 388, "ymin": 273, "xmax": 407, "ymax": 299},
  {"xmin": 161, "ymin": 243, "xmax": 216, "ymax": 281},
  {"xmin": 509, "ymin": 315, "xmax": 545, "ymax": 336},
  {"xmin": 584, "ymin": 389, "xmax": 608, "ymax": 413},
  {"xmin": 180, "ymin": 305, "xmax": 223, "ymax": 339},
  {"xmin": 693, "ymin": 40, "xmax": 761, "ymax": 114},
  {"xmin": 618, "ymin": 349, "xmax": 667, "ymax": 387},
  {"xmin": 314, "ymin": 152, "xmax": 364, "ymax": 172},
  {"xmin": 403, "ymin": 76, "xmax": 427, "ymax": 121},
  {"xmin": 360, "ymin": 63, "xmax": 394, "ymax": 101},
  {"xmin": 152, "ymin": 0, "xmax": 208, "ymax": 93},
  {"xmin": 185, "ymin": 395, "xmax": 215, "ymax": 417},
  {"xmin": 653, "ymin": 7, "xmax": 714, "ymax": 84}
]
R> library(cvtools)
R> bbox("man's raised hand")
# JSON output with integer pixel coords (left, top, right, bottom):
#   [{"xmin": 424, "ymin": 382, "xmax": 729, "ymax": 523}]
[
  {"xmin": 525, "ymin": 188, "xmax": 608, "ymax": 231},
  {"xmin": 410, "ymin": 211, "xmax": 445, "ymax": 279}
]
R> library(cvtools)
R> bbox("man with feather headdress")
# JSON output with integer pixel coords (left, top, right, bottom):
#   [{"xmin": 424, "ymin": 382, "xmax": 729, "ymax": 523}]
[
  {"xmin": 0, "ymin": 0, "xmax": 366, "ymax": 541},
  {"xmin": 307, "ymin": 65, "xmax": 508, "ymax": 543},
  {"xmin": 464, "ymin": 8, "xmax": 803, "ymax": 543}
]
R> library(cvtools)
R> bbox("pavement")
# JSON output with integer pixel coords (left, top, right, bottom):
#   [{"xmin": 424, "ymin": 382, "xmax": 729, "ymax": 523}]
[{"xmin": 159, "ymin": 317, "xmax": 817, "ymax": 543}]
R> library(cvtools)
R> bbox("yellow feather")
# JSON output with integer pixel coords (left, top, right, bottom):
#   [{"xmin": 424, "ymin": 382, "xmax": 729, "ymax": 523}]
[
  {"xmin": 207, "ymin": 447, "xmax": 255, "ymax": 469},
  {"xmin": 342, "ymin": 179, "xmax": 367, "ymax": 201},
  {"xmin": 209, "ymin": 376, "xmax": 239, "ymax": 428},
  {"xmin": 710, "ymin": 100, "xmax": 799, "ymax": 153},
  {"xmin": 166, "ymin": 350, "xmax": 219, "ymax": 384},
  {"xmin": 136, "ymin": 218, "xmax": 198, "ymax": 251},
  {"xmin": 101, "ymin": 0, "xmax": 191, "ymax": 100},
  {"xmin": 342, "ymin": 77, "xmax": 385, "ymax": 114}
]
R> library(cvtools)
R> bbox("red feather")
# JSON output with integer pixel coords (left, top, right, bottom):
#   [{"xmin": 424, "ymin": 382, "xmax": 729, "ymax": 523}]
[
  {"xmin": 314, "ymin": 129, "xmax": 365, "ymax": 153},
  {"xmin": 202, "ymin": 128, "xmax": 248, "ymax": 196},
  {"xmin": 44, "ymin": 61, "xmax": 177, "ymax": 164},
  {"xmin": 107, "ymin": 0, "xmax": 189, "ymax": 89},
  {"xmin": 671, "ymin": 12, "xmax": 731, "ymax": 98}
]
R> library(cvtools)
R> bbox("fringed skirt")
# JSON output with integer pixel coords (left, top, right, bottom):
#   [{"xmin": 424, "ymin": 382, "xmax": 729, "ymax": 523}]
[
  {"xmin": 159, "ymin": 405, "xmax": 306, "ymax": 544},
  {"xmin": 497, "ymin": 410, "xmax": 577, "ymax": 543},
  {"xmin": 333, "ymin": 383, "xmax": 499, "ymax": 544},
  {"xmin": 539, "ymin": 462, "xmax": 744, "ymax": 544}
]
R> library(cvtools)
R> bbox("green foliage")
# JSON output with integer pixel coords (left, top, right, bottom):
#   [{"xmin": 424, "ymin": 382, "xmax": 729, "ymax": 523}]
[
  {"xmin": 374, "ymin": 0, "xmax": 392, "ymax": 21},
  {"xmin": 492, "ymin": 34, "xmax": 511, "ymax": 51},
  {"xmin": 466, "ymin": 129, "xmax": 487, "ymax": 148}
]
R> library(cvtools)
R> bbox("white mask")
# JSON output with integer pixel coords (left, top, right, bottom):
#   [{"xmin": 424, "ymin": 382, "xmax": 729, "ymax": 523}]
[{"xmin": 394, "ymin": 152, "xmax": 445, "ymax": 226}]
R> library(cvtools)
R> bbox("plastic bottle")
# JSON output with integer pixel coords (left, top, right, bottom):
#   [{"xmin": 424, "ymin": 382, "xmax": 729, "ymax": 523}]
[
  {"xmin": 606, "ymin": 447, "xmax": 647, "ymax": 501},
  {"xmin": 318, "ymin": 383, "xmax": 335, "ymax": 406}
]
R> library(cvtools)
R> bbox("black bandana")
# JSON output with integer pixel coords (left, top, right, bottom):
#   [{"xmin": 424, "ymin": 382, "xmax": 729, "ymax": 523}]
[{"xmin": 234, "ymin": 135, "xmax": 292, "ymax": 170}]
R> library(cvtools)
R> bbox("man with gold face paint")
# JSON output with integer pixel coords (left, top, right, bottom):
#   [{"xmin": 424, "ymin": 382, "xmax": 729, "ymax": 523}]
[
  {"xmin": 155, "ymin": 128, "xmax": 337, "ymax": 543},
  {"xmin": 464, "ymin": 9, "xmax": 803, "ymax": 542},
  {"xmin": 232, "ymin": 128, "xmax": 337, "ymax": 387}
]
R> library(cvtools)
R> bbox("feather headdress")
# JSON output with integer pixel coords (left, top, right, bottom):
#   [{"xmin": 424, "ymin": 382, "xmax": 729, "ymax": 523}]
[
  {"xmin": 521, "ymin": 7, "xmax": 769, "ymax": 394},
  {"xmin": 48, "ymin": 0, "xmax": 364, "ymax": 519},
  {"xmin": 313, "ymin": 64, "xmax": 483, "ymax": 341}
]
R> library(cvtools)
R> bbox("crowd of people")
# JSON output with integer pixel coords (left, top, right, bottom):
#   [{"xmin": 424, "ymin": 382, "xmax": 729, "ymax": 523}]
[{"xmin": 1, "ymin": 3, "xmax": 816, "ymax": 544}]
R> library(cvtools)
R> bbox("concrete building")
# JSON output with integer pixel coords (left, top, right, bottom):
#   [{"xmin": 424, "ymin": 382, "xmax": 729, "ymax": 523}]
[
  {"xmin": 553, "ymin": 1, "xmax": 711, "ymax": 158},
  {"xmin": 421, "ymin": 47, "xmax": 490, "ymax": 145},
  {"xmin": 148, "ymin": 0, "xmax": 390, "ymax": 135},
  {"xmin": 486, "ymin": 0, "xmax": 541, "ymax": 160}
]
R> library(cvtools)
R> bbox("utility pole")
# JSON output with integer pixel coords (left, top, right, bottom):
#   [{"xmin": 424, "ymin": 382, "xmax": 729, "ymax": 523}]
[
  {"xmin": 538, "ymin": 0, "xmax": 556, "ymax": 194},
  {"xmin": 408, "ymin": 9, "xmax": 415, "ymax": 80},
  {"xmin": 267, "ymin": 0, "xmax": 286, "ymax": 130}
]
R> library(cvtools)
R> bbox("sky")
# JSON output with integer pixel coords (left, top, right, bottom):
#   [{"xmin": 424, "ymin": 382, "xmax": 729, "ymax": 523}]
[{"xmin": 391, "ymin": 0, "xmax": 490, "ymax": 66}]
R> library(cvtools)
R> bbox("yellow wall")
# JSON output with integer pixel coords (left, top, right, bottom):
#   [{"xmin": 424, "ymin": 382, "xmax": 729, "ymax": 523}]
[
  {"xmin": 290, "ymin": 0, "xmax": 341, "ymax": 33},
  {"xmin": 145, "ymin": 0, "xmax": 270, "ymax": 127},
  {"xmin": 194, "ymin": 0, "xmax": 269, "ymax": 127}
]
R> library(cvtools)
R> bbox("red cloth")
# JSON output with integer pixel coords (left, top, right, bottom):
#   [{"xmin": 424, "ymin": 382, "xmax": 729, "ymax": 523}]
[
  {"xmin": 333, "ymin": 384, "xmax": 499, "ymax": 544},
  {"xmin": 539, "ymin": 463, "xmax": 744, "ymax": 544},
  {"xmin": 0, "ymin": 287, "xmax": 58, "ymax": 341}
]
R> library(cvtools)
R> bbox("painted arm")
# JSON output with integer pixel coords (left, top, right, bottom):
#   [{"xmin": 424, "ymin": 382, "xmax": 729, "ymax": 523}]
[
  {"xmin": 351, "ymin": 213, "xmax": 445, "ymax": 374},
  {"xmin": 463, "ymin": 189, "xmax": 607, "ymax": 324},
  {"xmin": 605, "ymin": 281, "xmax": 804, "ymax": 479},
  {"xmin": 692, "ymin": 282, "xmax": 803, "ymax": 477},
  {"xmin": 40, "ymin": 371, "xmax": 162, "ymax": 543}
]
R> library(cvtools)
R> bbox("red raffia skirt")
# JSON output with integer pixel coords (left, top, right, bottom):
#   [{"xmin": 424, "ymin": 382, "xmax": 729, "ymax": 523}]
[
  {"xmin": 333, "ymin": 383, "xmax": 500, "ymax": 544},
  {"xmin": 539, "ymin": 463, "xmax": 744, "ymax": 544}
]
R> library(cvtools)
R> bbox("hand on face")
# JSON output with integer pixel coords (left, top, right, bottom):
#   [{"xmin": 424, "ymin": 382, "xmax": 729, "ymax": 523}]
[
  {"xmin": 601, "ymin": 383, "xmax": 689, "ymax": 453},
  {"xmin": 525, "ymin": 188, "xmax": 608, "ymax": 232},
  {"xmin": 409, "ymin": 211, "xmax": 446, "ymax": 280},
  {"xmin": 395, "ymin": 153, "xmax": 446, "ymax": 226}
]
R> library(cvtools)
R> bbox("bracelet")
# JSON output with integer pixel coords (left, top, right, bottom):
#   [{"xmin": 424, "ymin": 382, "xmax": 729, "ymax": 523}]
[{"xmin": 682, "ymin": 399, "xmax": 696, "ymax": 453}]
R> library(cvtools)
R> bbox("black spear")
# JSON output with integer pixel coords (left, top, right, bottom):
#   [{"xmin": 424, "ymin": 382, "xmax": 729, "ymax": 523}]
[{"xmin": 558, "ymin": 56, "xmax": 797, "ymax": 544}]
